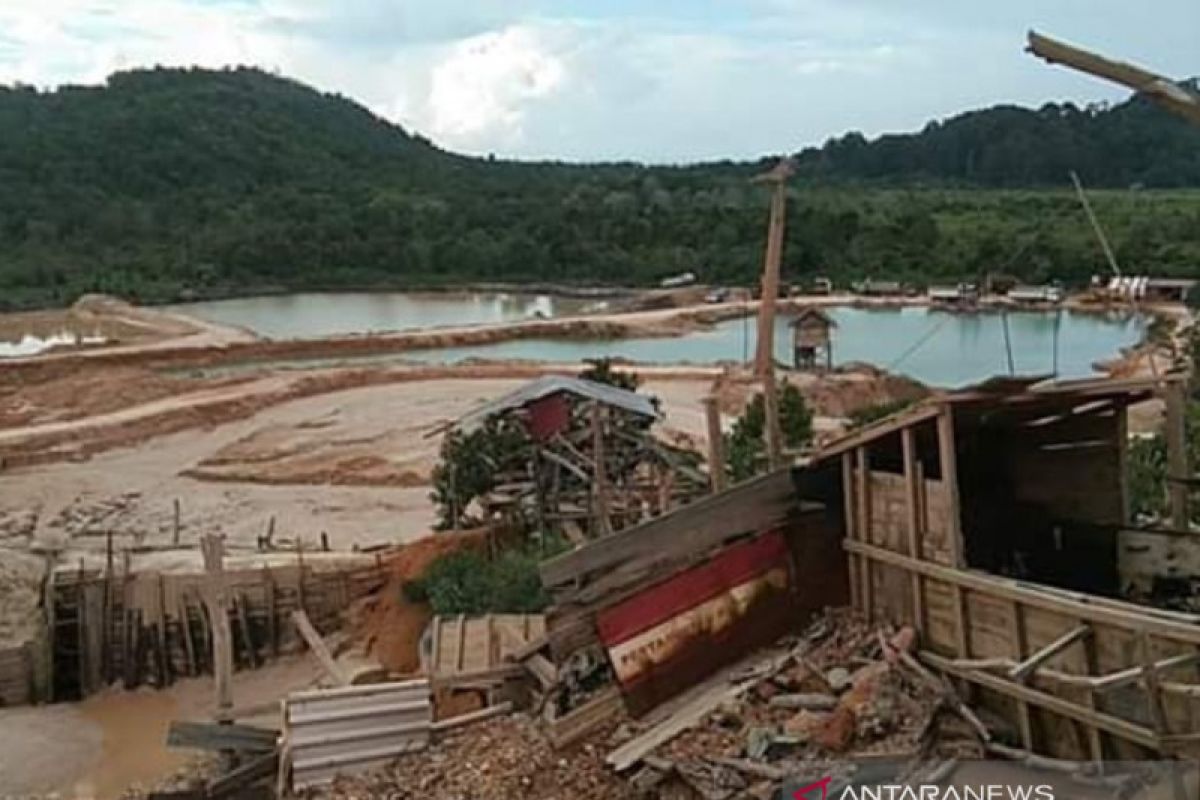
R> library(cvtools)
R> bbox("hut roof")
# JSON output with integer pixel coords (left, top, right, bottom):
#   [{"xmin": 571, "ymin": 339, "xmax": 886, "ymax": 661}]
[
  {"xmin": 788, "ymin": 307, "xmax": 838, "ymax": 328},
  {"xmin": 445, "ymin": 375, "xmax": 660, "ymax": 434}
]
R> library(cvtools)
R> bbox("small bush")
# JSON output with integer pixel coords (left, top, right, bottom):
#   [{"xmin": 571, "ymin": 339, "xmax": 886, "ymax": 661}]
[{"xmin": 417, "ymin": 548, "xmax": 550, "ymax": 615}]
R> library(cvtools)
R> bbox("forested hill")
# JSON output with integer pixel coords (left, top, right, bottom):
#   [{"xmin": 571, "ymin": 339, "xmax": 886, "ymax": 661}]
[
  {"xmin": 793, "ymin": 87, "xmax": 1200, "ymax": 187},
  {"xmin": 1, "ymin": 67, "xmax": 1199, "ymax": 310}
]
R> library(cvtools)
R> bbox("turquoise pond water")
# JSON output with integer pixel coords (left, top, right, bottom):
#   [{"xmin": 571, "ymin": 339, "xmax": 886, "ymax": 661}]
[
  {"xmin": 400, "ymin": 306, "xmax": 1146, "ymax": 388},
  {"xmin": 168, "ymin": 294, "xmax": 1146, "ymax": 389}
]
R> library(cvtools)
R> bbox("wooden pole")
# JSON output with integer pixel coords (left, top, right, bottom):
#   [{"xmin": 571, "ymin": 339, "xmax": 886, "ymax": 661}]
[
  {"xmin": 591, "ymin": 403, "xmax": 613, "ymax": 537},
  {"xmin": 702, "ymin": 396, "xmax": 727, "ymax": 493},
  {"xmin": 762, "ymin": 375, "xmax": 784, "ymax": 472},
  {"xmin": 172, "ymin": 498, "xmax": 181, "ymax": 546},
  {"xmin": 754, "ymin": 164, "xmax": 790, "ymax": 377},
  {"xmin": 1165, "ymin": 380, "xmax": 1191, "ymax": 530},
  {"xmin": 200, "ymin": 534, "xmax": 234, "ymax": 721},
  {"xmin": 901, "ymin": 426, "xmax": 925, "ymax": 629},
  {"xmin": 102, "ymin": 531, "xmax": 113, "ymax": 683}
]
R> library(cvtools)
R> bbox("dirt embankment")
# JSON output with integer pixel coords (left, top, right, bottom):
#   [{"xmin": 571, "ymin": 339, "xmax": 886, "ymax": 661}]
[
  {"xmin": 709, "ymin": 364, "xmax": 929, "ymax": 420},
  {"xmin": 347, "ymin": 531, "xmax": 488, "ymax": 674}
]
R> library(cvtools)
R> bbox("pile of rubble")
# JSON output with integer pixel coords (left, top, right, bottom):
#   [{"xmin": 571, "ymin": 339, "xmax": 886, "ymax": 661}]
[
  {"xmin": 640, "ymin": 609, "xmax": 987, "ymax": 798},
  {"xmin": 314, "ymin": 714, "xmax": 637, "ymax": 800},
  {"xmin": 309, "ymin": 610, "xmax": 990, "ymax": 800}
]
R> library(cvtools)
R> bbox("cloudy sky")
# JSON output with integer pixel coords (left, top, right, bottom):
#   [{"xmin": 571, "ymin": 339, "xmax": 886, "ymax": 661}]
[{"xmin": 1, "ymin": 1, "xmax": 1196, "ymax": 162}]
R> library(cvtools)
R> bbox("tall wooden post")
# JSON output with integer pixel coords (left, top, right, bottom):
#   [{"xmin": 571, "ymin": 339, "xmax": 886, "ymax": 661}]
[
  {"xmin": 200, "ymin": 534, "xmax": 233, "ymax": 721},
  {"xmin": 702, "ymin": 396, "xmax": 727, "ymax": 493},
  {"xmin": 1165, "ymin": 379, "xmax": 1191, "ymax": 530},
  {"xmin": 753, "ymin": 160, "xmax": 792, "ymax": 378}
]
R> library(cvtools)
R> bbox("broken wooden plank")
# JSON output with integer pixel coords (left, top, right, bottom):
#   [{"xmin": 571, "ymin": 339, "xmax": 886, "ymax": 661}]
[
  {"xmin": 431, "ymin": 701, "xmax": 514, "ymax": 733},
  {"xmin": 549, "ymin": 686, "xmax": 625, "ymax": 750},
  {"xmin": 207, "ymin": 751, "xmax": 279, "ymax": 799},
  {"xmin": 1008, "ymin": 624, "xmax": 1091, "ymax": 682},
  {"xmin": 167, "ymin": 721, "xmax": 278, "ymax": 753},
  {"xmin": 291, "ymin": 610, "xmax": 349, "ymax": 687},
  {"xmin": 606, "ymin": 675, "xmax": 756, "ymax": 771}
]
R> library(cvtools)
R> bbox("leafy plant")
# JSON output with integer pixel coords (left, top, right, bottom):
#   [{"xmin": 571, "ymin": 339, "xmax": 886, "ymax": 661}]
[
  {"xmin": 430, "ymin": 418, "xmax": 530, "ymax": 530},
  {"xmin": 414, "ymin": 548, "xmax": 551, "ymax": 615},
  {"xmin": 725, "ymin": 381, "xmax": 814, "ymax": 482}
]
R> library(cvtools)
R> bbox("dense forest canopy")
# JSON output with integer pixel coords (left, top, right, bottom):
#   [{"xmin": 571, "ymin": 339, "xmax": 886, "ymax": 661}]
[{"xmin": 1, "ymin": 67, "xmax": 1198, "ymax": 310}]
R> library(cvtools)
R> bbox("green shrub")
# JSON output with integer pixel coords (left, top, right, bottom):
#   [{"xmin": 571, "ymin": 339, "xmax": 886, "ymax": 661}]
[
  {"xmin": 725, "ymin": 381, "xmax": 814, "ymax": 482},
  {"xmin": 417, "ymin": 548, "xmax": 551, "ymax": 615}
]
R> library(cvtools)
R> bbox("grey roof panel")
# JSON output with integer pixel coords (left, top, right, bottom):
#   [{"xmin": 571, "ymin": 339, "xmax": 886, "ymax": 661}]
[{"xmin": 451, "ymin": 375, "xmax": 659, "ymax": 433}]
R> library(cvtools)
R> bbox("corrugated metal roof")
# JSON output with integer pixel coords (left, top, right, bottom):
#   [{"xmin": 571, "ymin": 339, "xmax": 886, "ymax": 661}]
[
  {"xmin": 810, "ymin": 374, "xmax": 1173, "ymax": 462},
  {"xmin": 450, "ymin": 375, "xmax": 659, "ymax": 433},
  {"xmin": 286, "ymin": 679, "xmax": 432, "ymax": 790}
]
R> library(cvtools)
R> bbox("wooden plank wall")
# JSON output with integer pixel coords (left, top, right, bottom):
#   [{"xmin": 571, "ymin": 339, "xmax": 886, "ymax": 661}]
[
  {"xmin": 842, "ymin": 404, "xmax": 1200, "ymax": 761},
  {"xmin": 0, "ymin": 644, "xmax": 32, "ymax": 707},
  {"xmin": 41, "ymin": 560, "xmax": 386, "ymax": 705}
]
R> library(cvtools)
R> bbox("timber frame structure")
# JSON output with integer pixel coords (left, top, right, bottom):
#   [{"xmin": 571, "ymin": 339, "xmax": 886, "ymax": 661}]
[{"xmin": 805, "ymin": 374, "xmax": 1200, "ymax": 762}]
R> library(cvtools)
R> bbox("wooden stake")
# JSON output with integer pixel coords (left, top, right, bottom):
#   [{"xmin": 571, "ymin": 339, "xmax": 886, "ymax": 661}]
[
  {"xmin": 1165, "ymin": 380, "xmax": 1191, "ymax": 530},
  {"xmin": 591, "ymin": 403, "xmax": 612, "ymax": 537},
  {"xmin": 702, "ymin": 396, "xmax": 727, "ymax": 494},
  {"xmin": 173, "ymin": 498, "xmax": 181, "ymax": 546},
  {"xmin": 178, "ymin": 594, "xmax": 197, "ymax": 676},
  {"xmin": 200, "ymin": 534, "xmax": 234, "ymax": 721},
  {"xmin": 263, "ymin": 566, "xmax": 278, "ymax": 658},
  {"xmin": 236, "ymin": 593, "xmax": 258, "ymax": 668}
]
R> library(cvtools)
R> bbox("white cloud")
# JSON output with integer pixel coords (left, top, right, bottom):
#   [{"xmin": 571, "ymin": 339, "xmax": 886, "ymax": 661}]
[
  {"xmin": 0, "ymin": 0, "xmax": 1196, "ymax": 161},
  {"xmin": 424, "ymin": 25, "xmax": 566, "ymax": 147}
]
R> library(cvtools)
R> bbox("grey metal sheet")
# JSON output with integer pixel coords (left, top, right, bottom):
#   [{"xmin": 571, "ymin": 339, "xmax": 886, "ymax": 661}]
[{"xmin": 286, "ymin": 678, "xmax": 432, "ymax": 791}]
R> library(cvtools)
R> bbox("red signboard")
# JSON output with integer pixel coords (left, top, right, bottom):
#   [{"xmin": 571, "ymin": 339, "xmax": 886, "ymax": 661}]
[{"xmin": 597, "ymin": 530, "xmax": 794, "ymax": 713}]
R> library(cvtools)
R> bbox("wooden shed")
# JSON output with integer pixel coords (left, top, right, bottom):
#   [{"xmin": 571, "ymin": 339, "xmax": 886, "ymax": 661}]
[
  {"xmin": 789, "ymin": 307, "xmax": 836, "ymax": 370},
  {"xmin": 799, "ymin": 374, "xmax": 1200, "ymax": 762}
]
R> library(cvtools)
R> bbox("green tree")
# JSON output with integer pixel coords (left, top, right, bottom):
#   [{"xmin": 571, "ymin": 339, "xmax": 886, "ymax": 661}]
[{"xmin": 725, "ymin": 382, "xmax": 814, "ymax": 482}]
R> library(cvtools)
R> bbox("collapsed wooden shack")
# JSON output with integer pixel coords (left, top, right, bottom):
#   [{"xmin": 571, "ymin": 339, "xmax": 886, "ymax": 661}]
[
  {"xmin": 437, "ymin": 375, "xmax": 709, "ymax": 542},
  {"xmin": 800, "ymin": 374, "xmax": 1200, "ymax": 761},
  {"xmin": 536, "ymin": 468, "xmax": 847, "ymax": 725}
]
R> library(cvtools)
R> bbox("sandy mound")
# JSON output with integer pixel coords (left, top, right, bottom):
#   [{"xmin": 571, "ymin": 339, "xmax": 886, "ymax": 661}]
[{"xmin": 347, "ymin": 531, "xmax": 488, "ymax": 674}]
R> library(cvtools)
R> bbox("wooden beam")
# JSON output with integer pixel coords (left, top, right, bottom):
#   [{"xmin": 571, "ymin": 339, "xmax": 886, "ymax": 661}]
[
  {"xmin": 1164, "ymin": 380, "xmax": 1191, "ymax": 530},
  {"xmin": 842, "ymin": 453, "xmax": 860, "ymax": 610},
  {"xmin": 922, "ymin": 651, "xmax": 1160, "ymax": 749},
  {"xmin": 200, "ymin": 535, "xmax": 234, "ymax": 720},
  {"xmin": 702, "ymin": 396, "xmax": 727, "ymax": 494},
  {"xmin": 935, "ymin": 405, "xmax": 965, "ymax": 568},
  {"xmin": 1008, "ymin": 625, "xmax": 1091, "ymax": 682},
  {"xmin": 1007, "ymin": 600, "xmax": 1035, "ymax": 752},
  {"xmin": 591, "ymin": 403, "xmax": 613, "ymax": 537},
  {"xmin": 606, "ymin": 677, "xmax": 753, "ymax": 771},
  {"xmin": 901, "ymin": 426, "xmax": 925, "ymax": 629},
  {"xmin": 432, "ymin": 701, "xmax": 514, "ymax": 733},
  {"xmin": 290, "ymin": 610, "xmax": 349, "ymax": 687},
  {"xmin": 540, "ymin": 468, "xmax": 798, "ymax": 590},
  {"xmin": 855, "ymin": 447, "xmax": 873, "ymax": 616},
  {"xmin": 843, "ymin": 538, "xmax": 1200, "ymax": 645}
]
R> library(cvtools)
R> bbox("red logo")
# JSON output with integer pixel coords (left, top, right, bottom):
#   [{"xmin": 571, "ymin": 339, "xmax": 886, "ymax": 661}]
[{"xmin": 793, "ymin": 775, "xmax": 832, "ymax": 800}]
